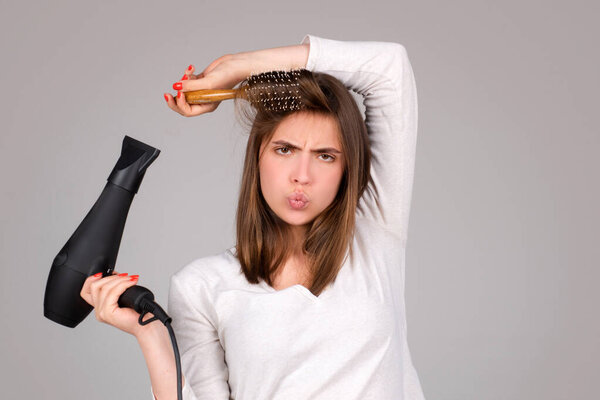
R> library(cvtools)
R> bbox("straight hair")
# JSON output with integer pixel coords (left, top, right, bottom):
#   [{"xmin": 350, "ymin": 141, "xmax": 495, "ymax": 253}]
[{"xmin": 234, "ymin": 70, "xmax": 373, "ymax": 296}]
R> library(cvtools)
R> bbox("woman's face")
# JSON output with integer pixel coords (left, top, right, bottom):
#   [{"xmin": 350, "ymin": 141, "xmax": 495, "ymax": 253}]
[{"xmin": 259, "ymin": 111, "xmax": 345, "ymax": 228}]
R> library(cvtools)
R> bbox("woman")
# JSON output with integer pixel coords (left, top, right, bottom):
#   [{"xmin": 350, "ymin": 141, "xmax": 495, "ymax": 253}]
[{"xmin": 81, "ymin": 34, "xmax": 423, "ymax": 399}]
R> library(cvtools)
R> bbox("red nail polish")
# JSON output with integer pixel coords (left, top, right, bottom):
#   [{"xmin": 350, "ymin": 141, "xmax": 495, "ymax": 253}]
[
  {"xmin": 181, "ymin": 74, "xmax": 188, "ymax": 81},
  {"xmin": 164, "ymin": 94, "xmax": 169, "ymax": 102},
  {"xmin": 188, "ymin": 65, "xmax": 193, "ymax": 71},
  {"xmin": 93, "ymin": 272, "xmax": 102, "ymax": 278},
  {"xmin": 118, "ymin": 273, "xmax": 128, "ymax": 277},
  {"xmin": 177, "ymin": 91, "xmax": 182, "ymax": 99},
  {"xmin": 130, "ymin": 276, "xmax": 139, "ymax": 281},
  {"xmin": 173, "ymin": 82, "xmax": 182, "ymax": 90}
]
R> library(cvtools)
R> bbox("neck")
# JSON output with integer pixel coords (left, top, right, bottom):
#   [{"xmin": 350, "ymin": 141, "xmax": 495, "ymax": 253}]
[
  {"xmin": 272, "ymin": 223, "xmax": 312, "ymax": 287},
  {"xmin": 289, "ymin": 224, "xmax": 308, "ymax": 257}
]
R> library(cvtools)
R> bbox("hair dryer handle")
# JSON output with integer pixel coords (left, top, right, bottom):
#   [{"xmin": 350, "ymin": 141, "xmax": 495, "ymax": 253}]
[
  {"xmin": 118, "ymin": 285, "xmax": 172, "ymax": 325},
  {"xmin": 118, "ymin": 285, "xmax": 154, "ymax": 312}
]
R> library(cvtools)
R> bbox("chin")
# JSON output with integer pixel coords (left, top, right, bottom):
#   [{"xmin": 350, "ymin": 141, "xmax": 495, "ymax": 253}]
[
  {"xmin": 277, "ymin": 209, "xmax": 317, "ymax": 227},
  {"xmin": 280, "ymin": 214, "xmax": 313, "ymax": 226}
]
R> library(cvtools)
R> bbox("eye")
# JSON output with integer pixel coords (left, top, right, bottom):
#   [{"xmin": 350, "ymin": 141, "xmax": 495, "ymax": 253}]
[
  {"xmin": 275, "ymin": 146, "xmax": 291, "ymax": 155},
  {"xmin": 319, "ymin": 154, "xmax": 335, "ymax": 162}
]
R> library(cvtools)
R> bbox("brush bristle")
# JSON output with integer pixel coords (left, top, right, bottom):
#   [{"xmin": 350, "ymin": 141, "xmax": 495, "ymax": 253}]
[{"xmin": 241, "ymin": 69, "xmax": 308, "ymax": 112}]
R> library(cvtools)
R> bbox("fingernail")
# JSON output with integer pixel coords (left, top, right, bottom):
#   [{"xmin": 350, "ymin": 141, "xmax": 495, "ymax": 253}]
[
  {"xmin": 93, "ymin": 272, "xmax": 103, "ymax": 278},
  {"xmin": 164, "ymin": 93, "xmax": 169, "ymax": 102},
  {"xmin": 173, "ymin": 82, "xmax": 182, "ymax": 90},
  {"xmin": 177, "ymin": 91, "xmax": 182, "ymax": 99},
  {"xmin": 118, "ymin": 273, "xmax": 128, "ymax": 277},
  {"xmin": 130, "ymin": 276, "xmax": 139, "ymax": 281},
  {"xmin": 181, "ymin": 74, "xmax": 188, "ymax": 81},
  {"xmin": 188, "ymin": 64, "xmax": 193, "ymax": 71},
  {"xmin": 129, "ymin": 275, "xmax": 139, "ymax": 279}
]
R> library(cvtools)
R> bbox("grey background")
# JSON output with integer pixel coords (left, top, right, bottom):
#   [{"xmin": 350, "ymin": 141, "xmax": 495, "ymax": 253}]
[{"xmin": 1, "ymin": 0, "xmax": 597, "ymax": 399}]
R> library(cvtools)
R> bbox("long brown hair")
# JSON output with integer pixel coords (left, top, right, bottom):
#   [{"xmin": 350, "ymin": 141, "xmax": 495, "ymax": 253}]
[{"xmin": 234, "ymin": 70, "xmax": 372, "ymax": 296}]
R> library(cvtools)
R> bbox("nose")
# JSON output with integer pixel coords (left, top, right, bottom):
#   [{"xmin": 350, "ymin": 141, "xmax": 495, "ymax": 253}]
[{"xmin": 291, "ymin": 153, "xmax": 311, "ymax": 185}]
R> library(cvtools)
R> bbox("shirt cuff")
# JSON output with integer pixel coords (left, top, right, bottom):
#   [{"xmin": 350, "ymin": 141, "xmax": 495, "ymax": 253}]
[{"xmin": 300, "ymin": 34, "xmax": 320, "ymax": 71}]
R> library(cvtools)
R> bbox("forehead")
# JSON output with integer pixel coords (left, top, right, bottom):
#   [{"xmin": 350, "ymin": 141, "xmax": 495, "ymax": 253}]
[{"xmin": 270, "ymin": 111, "xmax": 341, "ymax": 146}]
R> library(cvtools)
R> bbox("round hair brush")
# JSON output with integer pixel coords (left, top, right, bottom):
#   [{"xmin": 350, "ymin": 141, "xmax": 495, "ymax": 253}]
[{"xmin": 184, "ymin": 69, "xmax": 307, "ymax": 111}]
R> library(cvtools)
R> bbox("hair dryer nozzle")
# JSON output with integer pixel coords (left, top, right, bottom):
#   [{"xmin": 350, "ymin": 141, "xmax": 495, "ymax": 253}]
[{"xmin": 107, "ymin": 135, "xmax": 160, "ymax": 194}]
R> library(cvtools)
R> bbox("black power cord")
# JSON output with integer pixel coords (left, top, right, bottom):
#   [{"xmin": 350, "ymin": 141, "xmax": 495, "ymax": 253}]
[{"xmin": 119, "ymin": 285, "xmax": 183, "ymax": 400}]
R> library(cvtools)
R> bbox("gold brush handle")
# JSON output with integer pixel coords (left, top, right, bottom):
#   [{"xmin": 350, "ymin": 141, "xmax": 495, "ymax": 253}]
[{"xmin": 184, "ymin": 89, "xmax": 243, "ymax": 104}]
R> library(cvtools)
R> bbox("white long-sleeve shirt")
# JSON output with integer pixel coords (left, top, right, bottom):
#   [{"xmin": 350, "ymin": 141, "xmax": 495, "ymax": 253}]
[{"xmin": 152, "ymin": 33, "xmax": 423, "ymax": 400}]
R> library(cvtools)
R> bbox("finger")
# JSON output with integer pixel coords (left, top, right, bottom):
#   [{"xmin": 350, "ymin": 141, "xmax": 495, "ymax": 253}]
[
  {"xmin": 164, "ymin": 92, "xmax": 186, "ymax": 116},
  {"xmin": 164, "ymin": 92, "xmax": 176, "ymax": 109},
  {"xmin": 98, "ymin": 273, "xmax": 132, "ymax": 296},
  {"xmin": 173, "ymin": 74, "xmax": 223, "ymax": 116},
  {"xmin": 94, "ymin": 277, "xmax": 139, "ymax": 325},
  {"xmin": 174, "ymin": 89, "xmax": 209, "ymax": 116},
  {"xmin": 174, "ymin": 90, "xmax": 192, "ymax": 115},
  {"xmin": 186, "ymin": 64, "xmax": 195, "ymax": 76},
  {"xmin": 175, "ymin": 92, "xmax": 219, "ymax": 117},
  {"xmin": 100, "ymin": 275, "xmax": 140, "ymax": 311},
  {"xmin": 80, "ymin": 272, "xmax": 104, "ymax": 305},
  {"xmin": 94, "ymin": 274, "xmax": 133, "ymax": 310},
  {"xmin": 182, "ymin": 64, "xmax": 197, "ymax": 80},
  {"xmin": 89, "ymin": 273, "xmax": 129, "ymax": 306},
  {"xmin": 173, "ymin": 71, "xmax": 219, "ymax": 92},
  {"xmin": 195, "ymin": 102, "xmax": 219, "ymax": 115}
]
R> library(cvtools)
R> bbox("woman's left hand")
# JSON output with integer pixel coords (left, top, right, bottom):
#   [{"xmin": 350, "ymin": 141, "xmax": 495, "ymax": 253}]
[
  {"xmin": 164, "ymin": 44, "xmax": 309, "ymax": 118},
  {"xmin": 164, "ymin": 53, "xmax": 250, "ymax": 118}
]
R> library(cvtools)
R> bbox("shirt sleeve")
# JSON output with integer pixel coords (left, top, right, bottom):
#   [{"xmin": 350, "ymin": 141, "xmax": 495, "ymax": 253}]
[
  {"xmin": 300, "ymin": 34, "xmax": 419, "ymax": 247},
  {"xmin": 150, "ymin": 272, "xmax": 230, "ymax": 399}
]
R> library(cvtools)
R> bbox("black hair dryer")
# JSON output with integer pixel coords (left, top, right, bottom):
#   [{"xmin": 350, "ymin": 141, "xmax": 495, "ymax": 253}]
[{"xmin": 44, "ymin": 135, "xmax": 160, "ymax": 328}]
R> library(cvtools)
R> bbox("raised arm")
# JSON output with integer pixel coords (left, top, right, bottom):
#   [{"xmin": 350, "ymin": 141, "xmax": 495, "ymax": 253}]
[
  {"xmin": 301, "ymin": 34, "xmax": 419, "ymax": 247},
  {"xmin": 165, "ymin": 35, "xmax": 417, "ymax": 247},
  {"xmin": 164, "ymin": 44, "xmax": 309, "ymax": 117}
]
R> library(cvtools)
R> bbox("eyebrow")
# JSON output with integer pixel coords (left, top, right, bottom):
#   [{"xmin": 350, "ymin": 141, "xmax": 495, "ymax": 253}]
[{"xmin": 271, "ymin": 140, "xmax": 342, "ymax": 154}]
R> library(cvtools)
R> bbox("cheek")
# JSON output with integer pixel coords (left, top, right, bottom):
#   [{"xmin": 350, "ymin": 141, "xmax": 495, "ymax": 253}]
[
  {"xmin": 317, "ymin": 167, "xmax": 344, "ymax": 203},
  {"xmin": 258, "ymin": 157, "xmax": 280, "ymax": 196}
]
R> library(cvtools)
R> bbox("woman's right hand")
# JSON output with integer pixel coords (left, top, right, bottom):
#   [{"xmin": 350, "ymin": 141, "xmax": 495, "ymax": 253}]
[{"xmin": 80, "ymin": 271, "xmax": 142, "ymax": 337}]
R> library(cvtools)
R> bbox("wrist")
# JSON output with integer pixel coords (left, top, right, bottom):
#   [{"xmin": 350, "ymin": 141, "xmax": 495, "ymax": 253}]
[
  {"xmin": 235, "ymin": 43, "xmax": 309, "ymax": 77},
  {"xmin": 134, "ymin": 320, "xmax": 167, "ymax": 342}
]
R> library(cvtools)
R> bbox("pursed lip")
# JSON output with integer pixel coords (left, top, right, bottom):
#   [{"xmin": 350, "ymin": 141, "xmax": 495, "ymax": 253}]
[{"xmin": 287, "ymin": 192, "xmax": 309, "ymax": 203}]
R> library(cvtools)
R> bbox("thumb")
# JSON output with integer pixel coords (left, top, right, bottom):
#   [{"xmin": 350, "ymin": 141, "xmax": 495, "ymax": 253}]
[{"xmin": 178, "ymin": 74, "xmax": 219, "ymax": 92}]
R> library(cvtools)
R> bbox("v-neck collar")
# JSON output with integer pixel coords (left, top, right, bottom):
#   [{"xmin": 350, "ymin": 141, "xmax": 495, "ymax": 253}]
[
  {"xmin": 259, "ymin": 279, "xmax": 322, "ymax": 302},
  {"xmin": 228, "ymin": 245, "xmax": 351, "ymax": 302}
]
